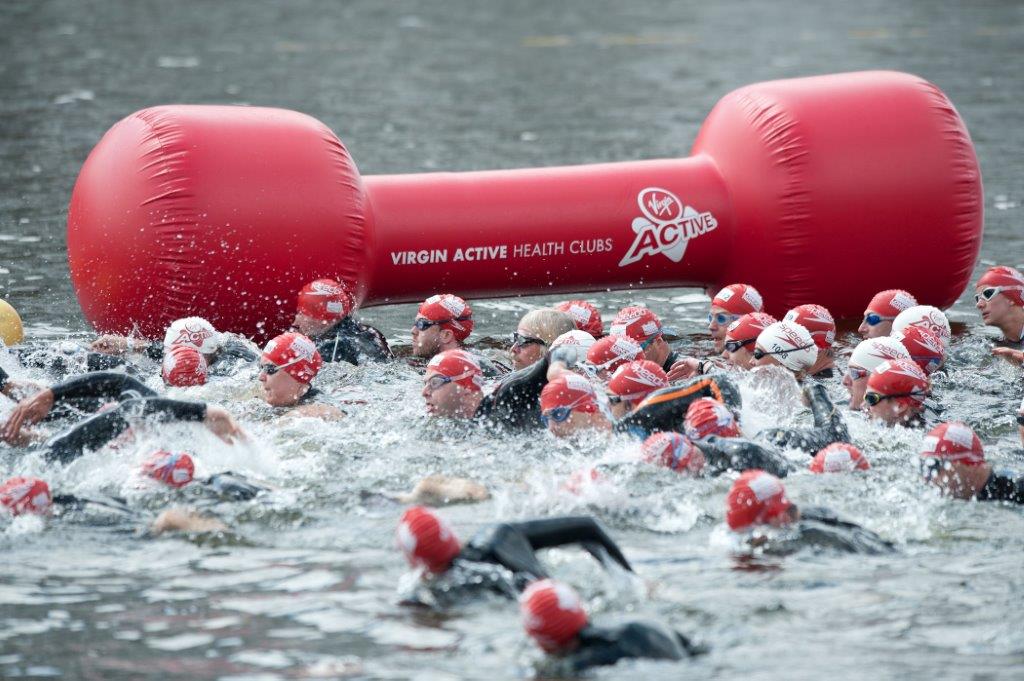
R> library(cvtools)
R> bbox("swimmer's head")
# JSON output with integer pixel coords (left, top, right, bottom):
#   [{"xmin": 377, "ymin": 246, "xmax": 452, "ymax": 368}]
[
  {"xmin": 891, "ymin": 326, "xmax": 945, "ymax": 375},
  {"xmin": 0, "ymin": 477, "xmax": 52, "ymax": 516},
  {"xmin": 752, "ymin": 321, "xmax": 817, "ymax": 373},
  {"xmin": 606, "ymin": 360, "xmax": 667, "ymax": 418},
  {"xmin": 293, "ymin": 278, "xmax": 354, "ymax": 336},
  {"xmin": 161, "ymin": 345, "xmax": 208, "ymax": 387},
  {"xmin": 412, "ymin": 294, "xmax": 474, "ymax": 358},
  {"xmin": 859, "ymin": 289, "xmax": 917, "ymax": 338},
  {"xmin": 684, "ymin": 398, "xmax": 740, "ymax": 440},
  {"xmin": 726, "ymin": 470, "xmax": 795, "ymax": 531},
  {"xmin": 723, "ymin": 312, "xmax": 776, "ymax": 369},
  {"xmin": 609, "ymin": 306, "xmax": 669, "ymax": 367},
  {"xmin": 809, "ymin": 443, "xmax": 870, "ymax": 474},
  {"xmin": 141, "ymin": 450, "xmax": 196, "ymax": 488},
  {"xmin": 975, "ymin": 266, "xmax": 1024, "ymax": 328},
  {"xmin": 585, "ymin": 334, "xmax": 643, "ymax": 381},
  {"xmin": 710, "ymin": 284, "xmax": 763, "ymax": 352},
  {"xmin": 920, "ymin": 422, "xmax": 987, "ymax": 498},
  {"xmin": 864, "ymin": 358, "xmax": 930, "ymax": 426},
  {"xmin": 511, "ymin": 309, "xmax": 575, "ymax": 370},
  {"xmin": 0, "ymin": 298, "xmax": 24, "ymax": 347},
  {"xmin": 845, "ymin": 337, "xmax": 910, "ymax": 409},
  {"xmin": 519, "ymin": 579, "xmax": 588, "ymax": 653},
  {"xmin": 783, "ymin": 304, "xmax": 835, "ymax": 356},
  {"xmin": 891, "ymin": 305, "xmax": 951, "ymax": 347},
  {"xmin": 641, "ymin": 432, "xmax": 705, "ymax": 475},
  {"xmin": 539, "ymin": 374, "xmax": 607, "ymax": 438},
  {"xmin": 396, "ymin": 506, "xmax": 461, "ymax": 574},
  {"xmin": 259, "ymin": 332, "xmax": 323, "ymax": 407},
  {"xmin": 164, "ymin": 317, "xmax": 221, "ymax": 357},
  {"xmin": 555, "ymin": 300, "xmax": 603, "ymax": 338},
  {"xmin": 550, "ymin": 330, "xmax": 597, "ymax": 367},
  {"xmin": 422, "ymin": 349, "xmax": 484, "ymax": 418}
]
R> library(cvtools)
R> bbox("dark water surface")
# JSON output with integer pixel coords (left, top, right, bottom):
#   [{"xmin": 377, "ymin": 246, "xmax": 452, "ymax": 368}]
[{"xmin": 1, "ymin": 1, "xmax": 1023, "ymax": 679}]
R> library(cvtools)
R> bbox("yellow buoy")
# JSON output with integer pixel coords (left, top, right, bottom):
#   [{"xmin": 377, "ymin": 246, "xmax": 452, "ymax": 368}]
[{"xmin": 0, "ymin": 298, "xmax": 24, "ymax": 346}]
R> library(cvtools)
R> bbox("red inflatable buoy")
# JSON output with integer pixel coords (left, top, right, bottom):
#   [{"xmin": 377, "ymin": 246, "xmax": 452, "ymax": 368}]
[{"xmin": 68, "ymin": 71, "xmax": 982, "ymax": 339}]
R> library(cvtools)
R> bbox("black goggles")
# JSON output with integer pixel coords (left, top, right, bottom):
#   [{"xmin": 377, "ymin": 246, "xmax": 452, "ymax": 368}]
[
  {"xmin": 752, "ymin": 343, "xmax": 815, "ymax": 360},
  {"xmin": 511, "ymin": 332, "xmax": 547, "ymax": 348},
  {"xmin": 414, "ymin": 315, "xmax": 470, "ymax": 331},
  {"xmin": 724, "ymin": 337, "xmax": 756, "ymax": 353},
  {"xmin": 863, "ymin": 391, "xmax": 925, "ymax": 407}
]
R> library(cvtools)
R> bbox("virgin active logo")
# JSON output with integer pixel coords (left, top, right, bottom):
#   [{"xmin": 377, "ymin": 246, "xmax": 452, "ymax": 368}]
[{"xmin": 618, "ymin": 187, "xmax": 718, "ymax": 267}]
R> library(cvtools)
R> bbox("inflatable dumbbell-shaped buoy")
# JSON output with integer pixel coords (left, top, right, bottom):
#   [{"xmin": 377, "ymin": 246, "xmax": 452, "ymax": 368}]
[{"xmin": 68, "ymin": 71, "xmax": 982, "ymax": 339}]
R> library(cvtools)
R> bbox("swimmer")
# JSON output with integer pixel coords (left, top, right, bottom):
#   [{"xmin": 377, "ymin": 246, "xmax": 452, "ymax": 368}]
[
  {"xmin": 258, "ymin": 332, "xmax": 343, "ymax": 417},
  {"xmin": 291, "ymin": 278, "xmax": 392, "ymax": 364},
  {"xmin": 609, "ymin": 306, "xmax": 677, "ymax": 372},
  {"xmin": 668, "ymin": 311, "xmax": 776, "ymax": 379},
  {"xmin": 616, "ymin": 374, "xmax": 742, "ymax": 438},
  {"xmin": 750, "ymin": 320, "xmax": 818, "ymax": 378},
  {"xmin": 161, "ymin": 345, "xmax": 208, "ymax": 387},
  {"xmin": 644, "ymin": 422, "xmax": 791, "ymax": 479},
  {"xmin": 858, "ymin": 289, "xmax": 918, "ymax": 338},
  {"xmin": 519, "ymin": 579, "xmax": 704, "ymax": 672},
  {"xmin": 682, "ymin": 399, "xmax": 793, "ymax": 477},
  {"xmin": 707, "ymin": 283, "xmax": 764, "ymax": 353},
  {"xmin": 974, "ymin": 266, "xmax": 1024, "ymax": 363},
  {"xmin": 605, "ymin": 360, "xmax": 668, "ymax": 419},
  {"xmin": 891, "ymin": 326, "xmax": 945, "ymax": 375},
  {"xmin": 725, "ymin": 470, "xmax": 894, "ymax": 554},
  {"xmin": 540, "ymin": 374, "xmax": 613, "ymax": 438},
  {"xmin": 759, "ymin": 382, "xmax": 850, "ymax": 454},
  {"xmin": 808, "ymin": 443, "xmax": 870, "ymax": 474},
  {"xmin": 919, "ymin": 422, "xmax": 1024, "ymax": 504},
  {"xmin": 584, "ymin": 334, "xmax": 643, "ymax": 382},
  {"xmin": 396, "ymin": 506, "xmax": 633, "ymax": 607},
  {"xmin": 555, "ymin": 300, "xmax": 604, "ymax": 338},
  {"xmin": 782, "ymin": 304, "xmax": 836, "ymax": 378},
  {"xmin": 862, "ymin": 358, "xmax": 931, "ymax": 427},
  {"xmin": 549, "ymin": 330, "xmax": 597, "ymax": 370},
  {"xmin": 410, "ymin": 293, "xmax": 507, "ymax": 376},
  {"xmin": 892, "ymin": 305, "xmax": 952, "ymax": 347},
  {"xmin": 510, "ymin": 309, "xmax": 576, "ymax": 371},
  {"xmin": 843, "ymin": 337, "xmax": 910, "ymax": 410}
]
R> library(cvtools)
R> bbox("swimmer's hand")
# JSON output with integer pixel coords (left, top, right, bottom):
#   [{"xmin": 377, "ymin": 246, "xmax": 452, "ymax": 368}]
[
  {"xmin": 282, "ymin": 403, "xmax": 346, "ymax": 420},
  {"xmin": 397, "ymin": 475, "xmax": 490, "ymax": 506},
  {"xmin": 2, "ymin": 388, "xmax": 54, "ymax": 444},
  {"xmin": 203, "ymin": 406, "xmax": 246, "ymax": 444},
  {"xmin": 667, "ymin": 357, "xmax": 701, "ymax": 382},
  {"xmin": 992, "ymin": 347, "xmax": 1024, "ymax": 366},
  {"xmin": 151, "ymin": 508, "xmax": 228, "ymax": 535},
  {"xmin": 90, "ymin": 334, "xmax": 136, "ymax": 355}
]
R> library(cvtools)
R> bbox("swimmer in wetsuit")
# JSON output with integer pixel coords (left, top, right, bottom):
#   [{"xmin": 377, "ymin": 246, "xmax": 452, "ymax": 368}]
[
  {"xmin": 609, "ymin": 306, "xmax": 678, "ymax": 372},
  {"xmin": 919, "ymin": 422, "xmax": 1024, "ymax": 504},
  {"xmin": 614, "ymin": 373, "xmax": 742, "ymax": 438},
  {"xmin": 974, "ymin": 266, "xmax": 1024, "ymax": 363},
  {"xmin": 858, "ymin": 358, "xmax": 932, "ymax": 428},
  {"xmin": 396, "ymin": 506, "xmax": 633, "ymax": 607},
  {"xmin": 759, "ymin": 382, "xmax": 851, "ymax": 454},
  {"xmin": 667, "ymin": 311, "xmax": 776, "ymax": 381},
  {"xmin": 858, "ymin": 289, "xmax": 918, "ymax": 339},
  {"xmin": 641, "ymin": 430, "xmax": 793, "ymax": 479},
  {"xmin": 725, "ymin": 470, "xmax": 894, "ymax": 555},
  {"xmin": 509, "ymin": 309, "xmax": 576, "ymax": 371},
  {"xmin": 519, "ymin": 579, "xmax": 704, "ymax": 672},
  {"xmin": 681, "ymin": 398, "xmax": 794, "ymax": 477},
  {"xmin": 782, "ymin": 304, "xmax": 838, "ymax": 379},
  {"xmin": 411, "ymin": 293, "xmax": 507, "ymax": 377},
  {"xmin": 290, "ymin": 278, "xmax": 392, "ymax": 365}
]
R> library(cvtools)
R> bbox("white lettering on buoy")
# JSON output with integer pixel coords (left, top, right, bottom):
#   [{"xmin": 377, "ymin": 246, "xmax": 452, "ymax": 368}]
[{"xmin": 618, "ymin": 187, "xmax": 717, "ymax": 267}]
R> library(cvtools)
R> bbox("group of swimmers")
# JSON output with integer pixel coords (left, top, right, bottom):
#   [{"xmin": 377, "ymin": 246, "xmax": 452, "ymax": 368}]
[{"xmin": 1, "ymin": 265, "xmax": 1023, "ymax": 670}]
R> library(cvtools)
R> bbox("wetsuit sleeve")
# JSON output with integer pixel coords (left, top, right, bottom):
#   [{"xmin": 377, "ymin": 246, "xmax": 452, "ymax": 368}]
[
  {"xmin": 86, "ymin": 352, "xmax": 130, "ymax": 372},
  {"xmin": 204, "ymin": 473, "xmax": 265, "ymax": 500},
  {"xmin": 119, "ymin": 397, "xmax": 207, "ymax": 421},
  {"xmin": 796, "ymin": 506, "xmax": 895, "ymax": 554},
  {"xmin": 475, "ymin": 354, "xmax": 550, "ymax": 429},
  {"xmin": 615, "ymin": 375, "xmax": 732, "ymax": 437},
  {"xmin": 976, "ymin": 470, "xmax": 1024, "ymax": 504},
  {"xmin": 0, "ymin": 366, "xmax": 8, "ymax": 392},
  {"xmin": 695, "ymin": 436, "xmax": 793, "ymax": 478},
  {"xmin": 49, "ymin": 372, "xmax": 157, "ymax": 404},
  {"xmin": 459, "ymin": 523, "xmax": 550, "ymax": 581},
  {"xmin": 43, "ymin": 408, "xmax": 132, "ymax": 463},
  {"xmin": 569, "ymin": 622, "xmax": 689, "ymax": 672},
  {"xmin": 759, "ymin": 384, "xmax": 849, "ymax": 454},
  {"xmin": 318, "ymin": 318, "xmax": 393, "ymax": 365},
  {"xmin": 513, "ymin": 517, "xmax": 633, "ymax": 572}
]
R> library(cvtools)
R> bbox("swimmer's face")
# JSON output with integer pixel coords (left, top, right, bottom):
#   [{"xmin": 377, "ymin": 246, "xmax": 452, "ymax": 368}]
[
  {"xmin": 708, "ymin": 306, "xmax": 736, "ymax": 352},
  {"xmin": 259, "ymin": 364, "xmax": 308, "ymax": 407},
  {"xmin": 858, "ymin": 309, "xmax": 892, "ymax": 338},
  {"xmin": 752, "ymin": 349, "xmax": 782, "ymax": 369},
  {"xmin": 511, "ymin": 326, "xmax": 547, "ymax": 370},
  {"xmin": 291, "ymin": 312, "xmax": 335, "ymax": 338},
  {"xmin": 545, "ymin": 409, "xmax": 592, "ymax": 438},
  {"xmin": 641, "ymin": 336, "xmax": 669, "ymax": 368},
  {"xmin": 723, "ymin": 342, "xmax": 755, "ymax": 369},
  {"xmin": 865, "ymin": 395, "xmax": 919, "ymax": 426},
  {"xmin": 842, "ymin": 364, "xmax": 870, "ymax": 409},
  {"xmin": 422, "ymin": 370, "xmax": 476, "ymax": 418},
  {"xmin": 975, "ymin": 284, "xmax": 1016, "ymax": 326},
  {"xmin": 607, "ymin": 396, "xmax": 631, "ymax": 420}
]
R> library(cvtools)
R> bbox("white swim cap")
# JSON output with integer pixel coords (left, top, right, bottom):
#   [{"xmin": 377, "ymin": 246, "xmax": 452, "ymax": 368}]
[
  {"xmin": 754, "ymin": 321, "xmax": 817, "ymax": 372},
  {"xmin": 849, "ymin": 337, "xmax": 910, "ymax": 372},
  {"xmin": 163, "ymin": 317, "xmax": 221, "ymax": 355},
  {"xmin": 891, "ymin": 305, "xmax": 951, "ymax": 345},
  {"xmin": 550, "ymin": 329, "xmax": 597, "ymax": 365}
]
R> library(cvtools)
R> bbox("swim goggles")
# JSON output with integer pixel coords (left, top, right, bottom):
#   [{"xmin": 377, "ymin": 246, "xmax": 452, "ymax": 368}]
[
  {"xmin": 424, "ymin": 370, "xmax": 476, "ymax": 392},
  {"xmin": 511, "ymin": 332, "xmax": 547, "ymax": 348},
  {"xmin": 638, "ymin": 333, "xmax": 662, "ymax": 350},
  {"xmin": 724, "ymin": 337, "xmax": 755, "ymax": 353},
  {"xmin": 708, "ymin": 312, "xmax": 740, "ymax": 326},
  {"xmin": 862, "ymin": 312, "xmax": 895, "ymax": 327},
  {"xmin": 413, "ymin": 315, "xmax": 471, "ymax": 331},
  {"xmin": 540, "ymin": 395, "xmax": 593, "ymax": 426},
  {"xmin": 862, "ymin": 390, "xmax": 926, "ymax": 406},
  {"xmin": 845, "ymin": 365, "xmax": 869, "ymax": 381},
  {"xmin": 260, "ymin": 356, "xmax": 304, "ymax": 376},
  {"xmin": 974, "ymin": 285, "xmax": 1024, "ymax": 303},
  {"xmin": 752, "ymin": 343, "xmax": 815, "ymax": 360}
]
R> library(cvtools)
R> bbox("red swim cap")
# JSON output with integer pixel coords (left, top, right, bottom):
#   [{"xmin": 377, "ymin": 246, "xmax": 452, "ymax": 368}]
[
  {"xmin": 556, "ymin": 300, "xmax": 603, "ymax": 338},
  {"xmin": 426, "ymin": 349, "xmax": 484, "ymax": 392},
  {"xmin": 609, "ymin": 306, "xmax": 663, "ymax": 345},
  {"xmin": 921, "ymin": 422, "xmax": 985, "ymax": 466},
  {"xmin": 809, "ymin": 443, "xmax": 870, "ymax": 474},
  {"xmin": 725, "ymin": 312, "xmax": 776, "ymax": 342},
  {"xmin": 586, "ymin": 334, "xmax": 643, "ymax": 373},
  {"xmin": 540, "ymin": 374, "xmax": 600, "ymax": 414},
  {"xmin": 867, "ymin": 359, "xmax": 929, "ymax": 402},
  {"xmin": 262, "ymin": 332, "xmax": 323, "ymax": 384},
  {"xmin": 161, "ymin": 345, "xmax": 208, "ymax": 387},
  {"xmin": 418, "ymin": 294, "xmax": 474, "ymax": 342},
  {"xmin": 684, "ymin": 397, "xmax": 740, "ymax": 440},
  {"xmin": 396, "ymin": 506, "xmax": 461, "ymax": 573},
  {"xmin": 0, "ymin": 477, "xmax": 52, "ymax": 516},
  {"xmin": 977, "ymin": 265, "xmax": 1024, "ymax": 305},
  {"xmin": 783, "ymin": 304, "xmax": 835, "ymax": 349},
  {"xmin": 641, "ymin": 432, "xmax": 705, "ymax": 474},
  {"xmin": 607, "ymin": 360, "xmax": 668, "ymax": 403},
  {"xmin": 712, "ymin": 283, "xmax": 763, "ymax": 315},
  {"xmin": 296, "ymin": 278, "xmax": 354, "ymax": 322},
  {"xmin": 726, "ymin": 470, "xmax": 793, "ymax": 531},
  {"xmin": 891, "ymin": 326, "xmax": 945, "ymax": 375},
  {"xmin": 141, "ymin": 450, "xmax": 196, "ymax": 488},
  {"xmin": 865, "ymin": 289, "xmax": 918, "ymax": 317},
  {"xmin": 520, "ymin": 579, "xmax": 589, "ymax": 653}
]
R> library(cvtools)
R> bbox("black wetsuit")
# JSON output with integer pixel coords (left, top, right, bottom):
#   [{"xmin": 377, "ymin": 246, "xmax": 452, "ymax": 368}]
[
  {"xmin": 407, "ymin": 516, "xmax": 632, "ymax": 607},
  {"xmin": 562, "ymin": 621, "xmax": 703, "ymax": 672},
  {"xmin": 976, "ymin": 469, "xmax": 1024, "ymax": 504},
  {"xmin": 312, "ymin": 317, "xmax": 392, "ymax": 365},
  {"xmin": 615, "ymin": 374, "xmax": 742, "ymax": 438},
  {"xmin": 0, "ymin": 365, "xmax": 8, "ymax": 393},
  {"xmin": 695, "ymin": 435, "xmax": 793, "ymax": 478},
  {"xmin": 754, "ymin": 507, "xmax": 894, "ymax": 555},
  {"xmin": 13, "ymin": 343, "xmax": 135, "ymax": 377},
  {"xmin": 759, "ymin": 383, "xmax": 849, "ymax": 454},
  {"xmin": 661, "ymin": 350, "xmax": 681, "ymax": 373},
  {"xmin": 473, "ymin": 354, "xmax": 551, "ymax": 430}
]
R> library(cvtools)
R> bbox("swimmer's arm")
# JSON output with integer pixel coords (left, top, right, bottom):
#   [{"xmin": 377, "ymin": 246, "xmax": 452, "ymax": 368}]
[
  {"xmin": 992, "ymin": 347, "xmax": 1024, "ymax": 365},
  {"xmin": 90, "ymin": 334, "xmax": 160, "ymax": 357},
  {"xmin": 395, "ymin": 475, "xmax": 489, "ymax": 506},
  {"xmin": 515, "ymin": 517, "xmax": 634, "ymax": 572},
  {"xmin": 285, "ymin": 402, "xmax": 346, "ymax": 420},
  {"xmin": 50, "ymin": 372, "xmax": 156, "ymax": 403},
  {"xmin": 150, "ymin": 507, "xmax": 228, "ymax": 535},
  {"xmin": 131, "ymin": 399, "xmax": 244, "ymax": 444}
]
